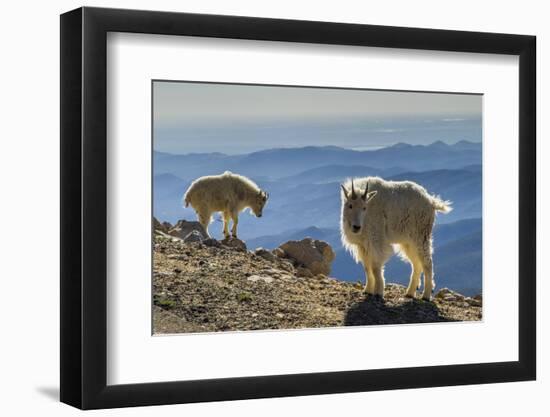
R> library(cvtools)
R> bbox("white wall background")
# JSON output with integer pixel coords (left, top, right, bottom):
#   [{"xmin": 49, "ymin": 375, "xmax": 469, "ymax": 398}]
[{"xmin": 0, "ymin": 0, "xmax": 545, "ymax": 415}]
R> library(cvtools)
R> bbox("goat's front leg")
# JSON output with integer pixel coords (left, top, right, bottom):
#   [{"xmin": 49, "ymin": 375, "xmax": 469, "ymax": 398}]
[
  {"xmin": 230, "ymin": 213, "xmax": 239, "ymax": 238},
  {"xmin": 371, "ymin": 264, "xmax": 385, "ymax": 298},
  {"xmin": 364, "ymin": 265, "xmax": 375, "ymax": 295}
]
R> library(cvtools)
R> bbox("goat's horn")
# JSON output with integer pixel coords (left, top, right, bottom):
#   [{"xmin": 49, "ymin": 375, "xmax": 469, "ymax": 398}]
[
  {"xmin": 351, "ymin": 179, "xmax": 357, "ymax": 199},
  {"xmin": 340, "ymin": 184, "xmax": 349, "ymax": 199},
  {"xmin": 362, "ymin": 182, "xmax": 369, "ymax": 199}
]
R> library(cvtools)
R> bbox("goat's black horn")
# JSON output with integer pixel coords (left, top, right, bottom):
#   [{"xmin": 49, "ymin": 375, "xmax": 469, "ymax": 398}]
[
  {"xmin": 362, "ymin": 182, "xmax": 369, "ymax": 199},
  {"xmin": 351, "ymin": 179, "xmax": 357, "ymax": 199}
]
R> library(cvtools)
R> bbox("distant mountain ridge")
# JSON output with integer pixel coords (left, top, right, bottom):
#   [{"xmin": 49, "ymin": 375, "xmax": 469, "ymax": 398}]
[{"xmin": 154, "ymin": 140, "xmax": 481, "ymax": 180}]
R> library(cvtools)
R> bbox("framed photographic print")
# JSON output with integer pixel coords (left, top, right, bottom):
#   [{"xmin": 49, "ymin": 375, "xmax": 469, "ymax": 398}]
[{"xmin": 60, "ymin": 6, "xmax": 536, "ymax": 410}]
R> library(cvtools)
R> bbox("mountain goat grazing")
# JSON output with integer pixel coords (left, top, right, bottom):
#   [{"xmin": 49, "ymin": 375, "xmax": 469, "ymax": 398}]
[
  {"xmin": 184, "ymin": 171, "xmax": 268, "ymax": 239},
  {"xmin": 340, "ymin": 177, "xmax": 452, "ymax": 300}
]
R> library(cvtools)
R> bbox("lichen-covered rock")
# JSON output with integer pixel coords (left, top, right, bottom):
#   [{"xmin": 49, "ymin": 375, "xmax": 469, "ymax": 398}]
[
  {"xmin": 168, "ymin": 219, "xmax": 208, "ymax": 241},
  {"xmin": 278, "ymin": 238, "xmax": 335, "ymax": 276}
]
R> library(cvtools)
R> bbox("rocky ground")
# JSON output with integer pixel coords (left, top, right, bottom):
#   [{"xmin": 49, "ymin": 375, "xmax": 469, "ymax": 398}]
[{"xmin": 152, "ymin": 222, "xmax": 482, "ymax": 334}]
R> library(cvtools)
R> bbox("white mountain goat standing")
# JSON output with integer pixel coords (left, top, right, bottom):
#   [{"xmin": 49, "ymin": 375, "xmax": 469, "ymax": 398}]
[
  {"xmin": 184, "ymin": 171, "xmax": 268, "ymax": 239},
  {"xmin": 340, "ymin": 177, "xmax": 452, "ymax": 300}
]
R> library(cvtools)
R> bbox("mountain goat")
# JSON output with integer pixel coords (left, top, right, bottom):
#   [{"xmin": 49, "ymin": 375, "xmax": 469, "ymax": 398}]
[
  {"xmin": 340, "ymin": 177, "xmax": 452, "ymax": 300},
  {"xmin": 184, "ymin": 171, "xmax": 268, "ymax": 239}
]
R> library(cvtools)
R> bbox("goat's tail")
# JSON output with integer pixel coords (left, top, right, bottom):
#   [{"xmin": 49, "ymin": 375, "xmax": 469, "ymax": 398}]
[{"xmin": 431, "ymin": 196, "xmax": 453, "ymax": 213}]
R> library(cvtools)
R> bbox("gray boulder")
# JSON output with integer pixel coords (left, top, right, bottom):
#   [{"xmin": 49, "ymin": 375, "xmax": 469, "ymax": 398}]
[
  {"xmin": 278, "ymin": 238, "xmax": 335, "ymax": 276},
  {"xmin": 153, "ymin": 217, "xmax": 171, "ymax": 233},
  {"xmin": 168, "ymin": 219, "xmax": 208, "ymax": 241},
  {"xmin": 182, "ymin": 230, "xmax": 203, "ymax": 243}
]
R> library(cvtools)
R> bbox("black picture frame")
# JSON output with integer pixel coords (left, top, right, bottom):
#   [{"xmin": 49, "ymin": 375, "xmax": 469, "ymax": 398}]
[{"xmin": 60, "ymin": 6, "xmax": 536, "ymax": 410}]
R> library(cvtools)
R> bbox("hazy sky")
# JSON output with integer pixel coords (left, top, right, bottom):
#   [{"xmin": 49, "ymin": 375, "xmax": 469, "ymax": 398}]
[{"xmin": 153, "ymin": 81, "xmax": 482, "ymax": 154}]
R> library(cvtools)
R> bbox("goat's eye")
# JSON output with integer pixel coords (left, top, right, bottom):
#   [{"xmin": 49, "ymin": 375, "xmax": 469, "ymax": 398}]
[{"xmin": 348, "ymin": 204, "xmax": 353, "ymax": 209}]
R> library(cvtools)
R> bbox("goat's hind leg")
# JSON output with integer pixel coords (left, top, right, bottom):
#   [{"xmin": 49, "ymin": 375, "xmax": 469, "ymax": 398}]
[
  {"xmin": 421, "ymin": 256, "xmax": 434, "ymax": 301},
  {"xmin": 418, "ymin": 238, "xmax": 435, "ymax": 301},
  {"xmin": 222, "ymin": 212, "xmax": 231, "ymax": 239},
  {"xmin": 230, "ymin": 211, "xmax": 239, "ymax": 238},
  {"xmin": 400, "ymin": 244, "xmax": 422, "ymax": 298}
]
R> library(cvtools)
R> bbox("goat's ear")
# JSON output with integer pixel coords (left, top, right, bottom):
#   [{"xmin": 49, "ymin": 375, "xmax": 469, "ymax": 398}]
[
  {"xmin": 340, "ymin": 184, "xmax": 349, "ymax": 199},
  {"xmin": 364, "ymin": 190, "xmax": 377, "ymax": 202}
]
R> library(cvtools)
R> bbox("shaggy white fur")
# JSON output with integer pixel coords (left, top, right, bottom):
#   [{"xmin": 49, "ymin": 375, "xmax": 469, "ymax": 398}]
[
  {"xmin": 184, "ymin": 171, "xmax": 268, "ymax": 238},
  {"xmin": 340, "ymin": 176, "xmax": 452, "ymax": 300}
]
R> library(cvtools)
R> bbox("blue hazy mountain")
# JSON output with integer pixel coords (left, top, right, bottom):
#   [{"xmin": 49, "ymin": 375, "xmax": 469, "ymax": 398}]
[
  {"xmin": 154, "ymin": 141, "xmax": 481, "ymax": 181},
  {"xmin": 279, "ymin": 165, "xmax": 406, "ymax": 184}
]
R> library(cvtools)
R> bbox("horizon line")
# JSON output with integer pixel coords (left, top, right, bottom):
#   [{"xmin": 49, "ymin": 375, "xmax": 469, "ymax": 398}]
[{"xmin": 153, "ymin": 139, "xmax": 481, "ymax": 157}]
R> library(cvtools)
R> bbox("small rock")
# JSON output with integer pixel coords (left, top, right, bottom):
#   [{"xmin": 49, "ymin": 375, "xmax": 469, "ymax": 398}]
[
  {"xmin": 272, "ymin": 247, "xmax": 286, "ymax": 258},
  {"xmin": 221, "ymin": 237, "xmax": 247, "ymax": 251},
  {"xmin": 154, "ymin": 271, "xmax": 174, "ymax": 278},
  {"xmin": 435, "ymin": 288, "xmax": 454, "ymax": 299},
  {"xmin": 276, "ymin": 313, "xmax": 284, "ymax": 319},
  {"xmin": 168, "ymin": 219, "xmax": 208, "ymax": 240},
  {"xmin": 262, "ymin": 268, "xmax": 283, "ymax": 276},
  {"xmin": 247, "ymin": 275, "xmax": 274, "ymax": 284},
  {"xmin": 183, "ymin": 230, "xmax": 203, "ymax": 243},
  {"xmin": 254, "ymin": 247, "xmax": 276, "ymax": 262},
  {"xmin": 466, "ymin": 297, "xmax": 482, "ymax": 307},
  {"xmin": 278, "ymin": 260, "xmax": 295, "ymax": 272},
  {"xmin": 203, "ymin": 238, "xmax": 221, "ymax": 248}
]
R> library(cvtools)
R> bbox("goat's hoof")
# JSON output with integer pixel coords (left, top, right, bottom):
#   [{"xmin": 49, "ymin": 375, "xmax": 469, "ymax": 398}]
[
  {"xmin": 422, "ymin": 295, "xmax": 432, "ymax": 302},
  {"xmin": 405, "ymin": 293, "xmax": 416, "ymax": 299}
]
